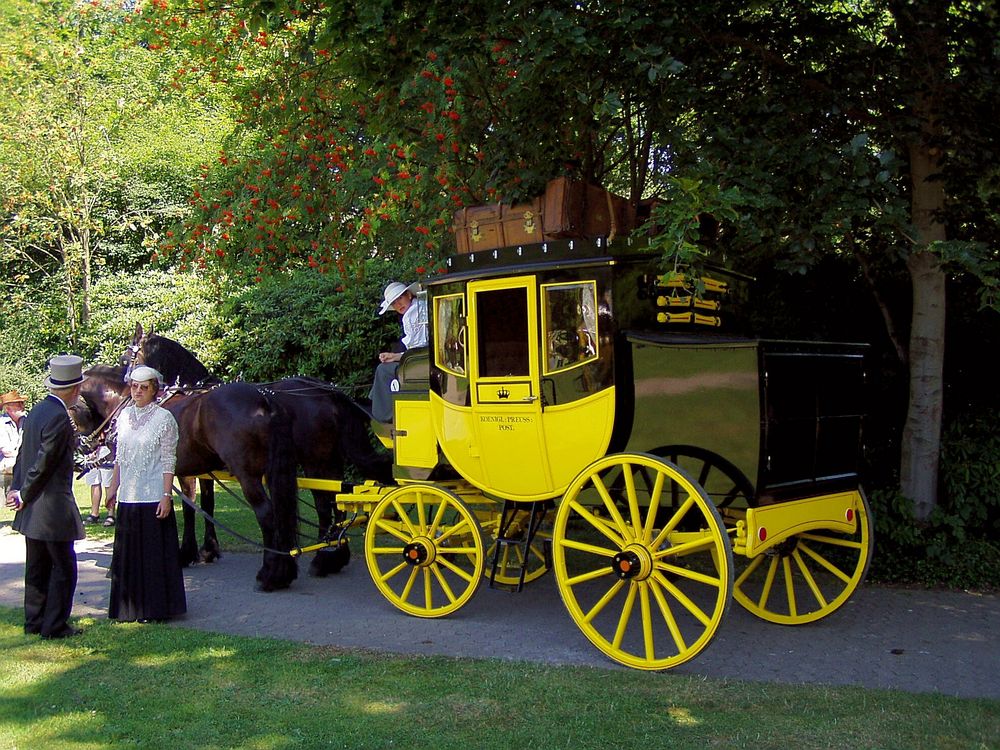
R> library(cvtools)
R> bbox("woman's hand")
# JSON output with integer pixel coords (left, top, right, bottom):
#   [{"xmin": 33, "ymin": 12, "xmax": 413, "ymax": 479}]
[
  {"xmin": 155, "ymin": 495, "xmax": 172, "ymax": 519},
  {"xmin": 379, "ymin": 351, "xmax": 402, "ymax": 363}
]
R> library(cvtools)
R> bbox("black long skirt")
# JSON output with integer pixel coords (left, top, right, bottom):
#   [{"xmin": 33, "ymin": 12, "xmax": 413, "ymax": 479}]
[{"xmin": 108, "ymin": 502, "xmax": 187, "ymax": 621}]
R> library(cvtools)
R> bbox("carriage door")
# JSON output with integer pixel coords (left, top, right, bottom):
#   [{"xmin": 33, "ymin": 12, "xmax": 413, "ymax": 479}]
[{"xmin": 466, "ymin": 276, "xmax": 552, "ymax": 499}]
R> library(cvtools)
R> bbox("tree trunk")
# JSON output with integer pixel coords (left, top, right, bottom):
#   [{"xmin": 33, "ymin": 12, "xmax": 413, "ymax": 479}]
[{"xmin": 899, "ymin": 140, "xmax": 947, "ymax": 521}]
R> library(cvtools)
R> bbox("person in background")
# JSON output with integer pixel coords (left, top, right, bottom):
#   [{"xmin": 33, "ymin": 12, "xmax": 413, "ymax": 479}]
[
  {"xmin": 105, "ymin": 365, "xmax": 186, "ymax": 622},
  {"xmin": 4, "ymin": 356, "xmax": 87, "ymax": 639},
  {"xmin": 82, "ymin": 445, "xmax": 116, "ymax": 527},
  {"xmin": 0, "ymin": 388, "xmax": 27, "ymax": 495},
  {"xmin": 368, "ymin": 281, "xmax": 427, "ymax": 423},
  {"xmin": 1, "ymin": 389, "xmax": 28, "ymax": 495}
]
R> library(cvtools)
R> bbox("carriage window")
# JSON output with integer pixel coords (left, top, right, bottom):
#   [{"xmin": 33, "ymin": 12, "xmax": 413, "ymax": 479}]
[
  {"xmin": 434, "ymin": 294, "xmax": 466, "ymax": 376},
  {"xmin": 543, "ymin": 282, "xmax": 599, "ymax": 374},
  {"xmin": 476, "ymin": 287, "xmax": 529, "ymax": 377}
]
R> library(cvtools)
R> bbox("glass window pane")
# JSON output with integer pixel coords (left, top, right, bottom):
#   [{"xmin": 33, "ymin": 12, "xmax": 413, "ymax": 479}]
[
  {"xmin": 434, "ymin": 295, "xmax": 466, "ymax": 375},
  {"xmin": 544, "ymin": 282, "xmax": 598, "ymax": 373}
]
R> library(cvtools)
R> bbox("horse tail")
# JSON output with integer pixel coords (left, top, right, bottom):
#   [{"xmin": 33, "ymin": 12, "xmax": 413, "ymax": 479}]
[{"xmin": 262, "ymin": 392, "xmax": 299, "ymax": 554}]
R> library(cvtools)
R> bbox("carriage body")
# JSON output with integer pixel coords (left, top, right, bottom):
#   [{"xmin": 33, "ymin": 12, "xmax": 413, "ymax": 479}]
[{"xmin": 389, "ymin": 237, "xmax": 867, "ymax": 507}]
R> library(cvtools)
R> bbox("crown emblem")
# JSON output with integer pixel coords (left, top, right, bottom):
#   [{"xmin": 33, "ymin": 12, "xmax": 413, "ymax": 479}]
[{"xmin": 497, "ymin": 387, "xmax": 510, "ymax": 399}]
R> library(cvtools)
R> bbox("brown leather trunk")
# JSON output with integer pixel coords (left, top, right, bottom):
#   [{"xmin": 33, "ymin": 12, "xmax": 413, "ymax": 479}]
[{"xmin": 452, "ymin": 178, "xmax": 636, "ymax": 253}]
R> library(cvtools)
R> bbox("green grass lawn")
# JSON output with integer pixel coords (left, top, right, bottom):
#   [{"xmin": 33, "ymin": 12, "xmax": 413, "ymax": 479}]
[
  {"xmin": 0, "ymin": 608, "xmax": 996, "ymax": 750},
  {"xmin": 2, "ymin": 483, "xmax": 998, "ymax": 749}
]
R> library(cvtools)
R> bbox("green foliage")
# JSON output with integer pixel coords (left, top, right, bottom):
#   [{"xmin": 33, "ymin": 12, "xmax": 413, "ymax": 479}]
[
  {"xmin": 217, "ymin": 261, "xmax": 415, "ymax": 388},
  {"xmin": 868, "ymin": 409, "xmax": 1000, "ymax": 590}
]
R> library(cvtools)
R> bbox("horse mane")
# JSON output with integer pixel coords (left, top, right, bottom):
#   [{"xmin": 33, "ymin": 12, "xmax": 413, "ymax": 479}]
[{"xmin": 143, "ymin": 335, "xmax": 222, "ymax": 388}]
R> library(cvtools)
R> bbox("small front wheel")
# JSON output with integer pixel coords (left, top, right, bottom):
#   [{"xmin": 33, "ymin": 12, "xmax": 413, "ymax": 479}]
[
  {"xmin": 552, "ymin": 453, "xmax": 734, "ymax": 670},
  {"xmin": 364, "ymin": 484, "xmax": 485, "ymax": 618}
]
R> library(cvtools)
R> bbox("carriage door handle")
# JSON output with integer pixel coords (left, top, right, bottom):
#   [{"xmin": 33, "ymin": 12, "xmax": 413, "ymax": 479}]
[{"xmin": 521, "ymin": 395, "xmax": 538, "ymax": 402}]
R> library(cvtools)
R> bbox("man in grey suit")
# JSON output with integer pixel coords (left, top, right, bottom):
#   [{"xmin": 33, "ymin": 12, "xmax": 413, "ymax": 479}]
[{"xmin": 4, "ymin": 355, "xmax": 87, "ymax": 639}]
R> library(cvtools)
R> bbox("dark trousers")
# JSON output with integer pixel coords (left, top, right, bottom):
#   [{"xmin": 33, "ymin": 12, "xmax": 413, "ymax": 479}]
[
  {"xmin": 368, "ymin": 362, "xmax": 400, "ymax": 423},
  {"xmin": 23, "ymin": 537, "xmax": 77, "ymax": 637}
]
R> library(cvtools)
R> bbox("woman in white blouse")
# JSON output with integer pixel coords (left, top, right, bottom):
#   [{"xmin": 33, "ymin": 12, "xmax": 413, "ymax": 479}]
[{"xmin": 106, "ymin": 366, "xmax": 186, "ymax": 622}]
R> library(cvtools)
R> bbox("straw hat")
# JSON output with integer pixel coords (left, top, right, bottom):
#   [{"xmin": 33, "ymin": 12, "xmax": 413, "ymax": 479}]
[
  {"xmin": 0, "ymin": 389, "xmax": 26, "ymax": 407},
  {"xmin": 43, "ymin": 354, "xmax": 87, "ymax": 389},
  {"xmin": 378, "ymin": 281, "xmax": 420, "ymax": 315}
]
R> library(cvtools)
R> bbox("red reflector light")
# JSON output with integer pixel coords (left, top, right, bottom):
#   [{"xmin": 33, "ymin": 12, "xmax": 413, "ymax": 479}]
[
  {"xmin": 758, "ymin": 527, "xmax": 767, "ymax": 542},
  {"xmin": 846, "ymin": 508, "xmax": 854, "ymax": 522}
]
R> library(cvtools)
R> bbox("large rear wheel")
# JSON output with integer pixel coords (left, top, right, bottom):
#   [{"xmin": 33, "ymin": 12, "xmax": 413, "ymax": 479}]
[
  {"xmin": 364, "ymin": 484, "xmax": 485, "ymax": 618},
  {"xmin": 732, "ymin": 489, "xmax": 873, "ymax": 625},
  {"xmin": 552, "ymin": 453, "xmax": 733, "ymax": 670}
]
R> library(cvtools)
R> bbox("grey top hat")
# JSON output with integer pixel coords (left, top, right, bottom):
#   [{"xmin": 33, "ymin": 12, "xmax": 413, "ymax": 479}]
[{"xmin": 44, "ymin": 354, "xmax": 87, "ymax": 389}]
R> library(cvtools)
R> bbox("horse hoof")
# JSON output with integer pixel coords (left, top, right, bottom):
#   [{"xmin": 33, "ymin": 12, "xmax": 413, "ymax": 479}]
[{"xmin": 309, "ymin": 544, "xmax": 350, "ymax": 577}]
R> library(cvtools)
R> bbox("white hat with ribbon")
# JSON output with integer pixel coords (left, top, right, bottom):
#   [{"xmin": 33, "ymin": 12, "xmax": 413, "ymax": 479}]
[
  {"xmin": 43, "ymin": 354, "xmax": 87, "ymax": 389},
  {"xmin": 378, "ymin": 281, "xmax": 420, "ymax": 315}
]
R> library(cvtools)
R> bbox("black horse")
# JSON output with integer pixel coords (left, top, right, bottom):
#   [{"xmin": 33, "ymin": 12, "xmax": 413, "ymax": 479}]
[
  {"xmin": 72, "ymin": 367, "xmax": 301, "ymax": 591},
  {"xmin": 123, "ymin": 325, "xmax": 393, "ymax": 576}
]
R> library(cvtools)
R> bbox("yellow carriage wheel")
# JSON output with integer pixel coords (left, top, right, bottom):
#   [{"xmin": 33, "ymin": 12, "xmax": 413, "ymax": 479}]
[
  {"xmin": 732, "ymin": 489, "xmax": 873, "ymax": 625},
  {"xmin": 552, "ymin": 453, "xmax": 733, "ymax": 671},
  {"xmin": 480, "ymin": 507, "xmax": 552, "ymax": 586},
  {"xmin": 364, "ymin": 484, "xmax": 485, "ymax": 618}
]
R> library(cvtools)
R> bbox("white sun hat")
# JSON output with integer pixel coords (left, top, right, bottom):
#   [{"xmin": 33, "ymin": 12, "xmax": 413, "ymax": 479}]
[{"xmin": 378, "ymin": 281, "xmax": 420, "ymax": 315}]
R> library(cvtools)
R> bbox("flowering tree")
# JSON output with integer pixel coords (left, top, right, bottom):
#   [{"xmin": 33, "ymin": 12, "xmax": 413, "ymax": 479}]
[
  {"xmin": 0, "ymin": 0, "xmax": 231, "ymax": 345},
  {"xmin": 135, "ymin": 0, "xmax": 999, "ymax": 520}
]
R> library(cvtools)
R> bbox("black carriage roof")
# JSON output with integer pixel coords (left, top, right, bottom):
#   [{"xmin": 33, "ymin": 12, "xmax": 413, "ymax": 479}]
[{"xmin": 424, "ymin": 236, "xmax": 656, "ymax": 287}]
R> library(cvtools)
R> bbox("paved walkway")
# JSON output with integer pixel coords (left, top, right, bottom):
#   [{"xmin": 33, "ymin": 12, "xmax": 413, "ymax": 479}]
[{"xmin": 1, "ymin": 526, "xmax": 997, "ymax": 700}]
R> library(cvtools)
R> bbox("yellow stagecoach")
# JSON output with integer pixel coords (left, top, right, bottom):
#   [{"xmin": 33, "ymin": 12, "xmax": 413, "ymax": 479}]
[{"xmin": 318, "ymin": 236, "xmax": 872, "ymax": 671}]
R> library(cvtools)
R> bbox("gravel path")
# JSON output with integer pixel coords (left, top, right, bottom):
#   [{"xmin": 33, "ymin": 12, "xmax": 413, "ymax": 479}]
[{"xmin": 2, "ymin": 526, "xmax": 997, "ymax": 700}]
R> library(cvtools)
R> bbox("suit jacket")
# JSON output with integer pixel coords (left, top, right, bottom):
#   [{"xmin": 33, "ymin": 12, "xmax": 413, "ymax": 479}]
[{"xmin": 11, "ymin": 395, "xmax": 85, "ymax": 542}]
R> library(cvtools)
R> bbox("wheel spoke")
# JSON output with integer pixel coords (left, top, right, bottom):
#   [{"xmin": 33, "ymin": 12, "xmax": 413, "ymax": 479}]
[
  {"xmin": 756, "ymin": 555, "xmax": 780, "ymax": 609},
  {"xmin": 792, "ymin": 548, "xmax": 828, "ymax": 609},
  {"xmin": 391, "ymin": 499, "xmax": 418, "ymax": 537},
  {"xmin": 435, "ymin": 516, "xmax": 472, "ymax": 545},
  {"xmin": 377, "ymin": 559, "xmax": 410, "ymax": 584},
  {"xmin": 655, "ymin": 560, "xmax": 724, "ymax": 588},
  {"xmin": 655, "ymin": 532, "xmax": 719, "ymax": 558},
  {"xmin": 799, "ymin": 532, "xmax": 863, "ymax": 551},
  {"xmin": 782, "ymin": 556, "xmax": 796, "ymax": 618},
  {"xmin": 648, "ymin": 575, "xmax": 686, "ymax": 653},
  {"xmin": 591, "ymin": 473, "xmax": 633, "ymax": 541},
  {"xmin": 639, "ymin": 583, "xmax": 654, "ymax": 661},
  {"xmin": 734, "ymin": 553, "xmax": 765, "ymax": 587},
  {"xmin": 641, "ymin": 470, "xmax": 666, "ymax": 544},
  {"xmin": 612, "ymin": 582, "xmax": 638, "ymax": 649},
  {"xmin": 649, "ymin": 496, "xmax": 695, "ymax": 550},
  {"xmin": 622, "ymin": 468, "xmax": 643, "ymax": 533},
  {"xmin": 565, "ymin": 565, "xmax": 614, "ymax": 587},
  {"xmin": 373, "ymin": 518, "xmax": 411, "ymax": 544},
  {"xmin": 567, "ymin": 499, "xmax": 627, "ymax": 548},
  {"xmin": 582, "ymin": 578, "xmax": 626, "ymax": 624},
  {"xmin": 559, "ymin": 536, "xmax": 618, "ymax": 558},
  {"xmin": 652, "ymin": 570, "xmax": 712, "ymax": 627},
  {"xmin": 435, "ymin": 553, "xmax": 475, "ymax": 583},
  {"xmin": 798, "ymin": 540, "xmax": 854, "ymax": 584},
  {"xmin": 430, "ymin": 564, "xmax": 459, "ymax": 604}
]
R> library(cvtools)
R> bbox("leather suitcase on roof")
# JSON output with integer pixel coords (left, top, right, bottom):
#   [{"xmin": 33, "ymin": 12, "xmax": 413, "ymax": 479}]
[
  {"xmin": 453, "ymin": 197, "xmax": 544, "ymax": 253},
  {"xmin": 542, "ymin": 177, "xmax": 634, "ymax": 240}
]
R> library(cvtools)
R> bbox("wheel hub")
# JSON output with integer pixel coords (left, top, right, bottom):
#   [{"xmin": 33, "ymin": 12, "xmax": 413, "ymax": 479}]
[
  {"xmin": 403, "ymin": 537, "xmax": 436, "ymax": 567},
  {"xmin": 612, "ymin": 544, "xmax": 653, "ymax": 581}
]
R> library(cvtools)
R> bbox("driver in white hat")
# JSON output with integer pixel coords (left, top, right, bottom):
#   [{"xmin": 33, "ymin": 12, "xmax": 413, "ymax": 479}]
[{"xmin": 368, "ymin": 280, "xmax": 427, "ymax": 422}]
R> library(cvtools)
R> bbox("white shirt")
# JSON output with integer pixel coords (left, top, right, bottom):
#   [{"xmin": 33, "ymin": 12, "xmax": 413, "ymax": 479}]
[
  {"xmin": 0, "ymin": 414, "xmax": 23, "ymax": 473},
  {"xmin": 401, "ymin": 296, "xmax": 428, "ymax": 349},
  {"xmin": 115, "ymin": 403, "xmax": 178, "ymax": 504}
]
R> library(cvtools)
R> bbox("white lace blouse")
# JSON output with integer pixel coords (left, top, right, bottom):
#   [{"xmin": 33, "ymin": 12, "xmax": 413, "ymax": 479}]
[{"xmin": 116, "ymin": 403, "xmax": 179, "ymax": 504}]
